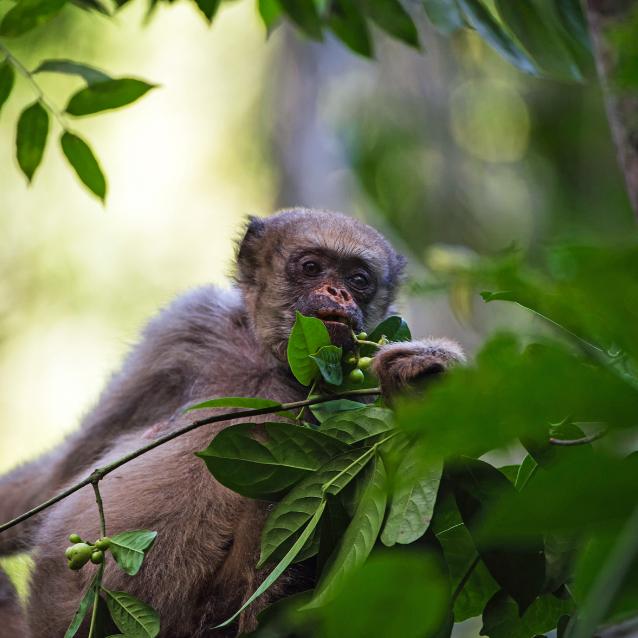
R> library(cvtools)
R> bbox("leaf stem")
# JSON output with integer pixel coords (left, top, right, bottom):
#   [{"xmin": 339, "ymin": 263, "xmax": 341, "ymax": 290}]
[
  {"xmin": 451, "ymin": 554, "xmax": 480, "ymax": 604},
  {"xmin": 357, "ymin": 339, "xmax": 381, "ymax": 349},
  {"xmin": 88, "ymin": 481, "xmax": 106, "ymax": 638},
  {"xmin": 0, "ymin": 41, "xmax": 69, "ymax": 129},
  {"xmin": 549, "ymin": 429, "xmax": 607, "ymax": 446},
  {"xmin": 0, "ymin": 388, "xmax": 381, "ymax": 535},
  {"xmin": 321, "ymin": 432, "xmax": 396, "ymax": 495},
  {"xmin": 87, "ymin": 563, "xmax": 103, "ymax": 638}
]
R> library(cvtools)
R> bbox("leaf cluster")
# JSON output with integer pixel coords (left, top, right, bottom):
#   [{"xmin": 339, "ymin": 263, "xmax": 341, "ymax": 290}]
[
  {"xmin": 64, "ymin": 529, "xmax": 159, "ymax": 638},
  {"xmin": 192, "ymin": 239, "xmax": 638, "ymax": 638}
]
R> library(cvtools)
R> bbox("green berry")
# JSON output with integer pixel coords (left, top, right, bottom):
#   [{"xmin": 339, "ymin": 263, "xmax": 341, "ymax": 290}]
[
  {"xmin": 95, "ymin": 537, "xmax": 111, "ymax": 550},
  {"xmin": 357, "ymin": 356, "xmax": 372, "ymax": 370},
  {"xmin": 356, "ymin": 331, "xmax": 368, "ymax": 340},
  {"xmin": 348, "ymin": 368, "xmax": 365, "ymax": 384},
  {"xmin": 90, "ymin": 550, "xmax": 104, "ymax": 565},
  {"xmin": 346, "ymin": 355, "xmax": 357, "ymax": 366},
  {"xmin": 68, "ymin": 533, "xmax": 82, "ymax": 543},
  {"xmin": 66, "ymin": 543, "xmax": 93, "ymax": 571}
]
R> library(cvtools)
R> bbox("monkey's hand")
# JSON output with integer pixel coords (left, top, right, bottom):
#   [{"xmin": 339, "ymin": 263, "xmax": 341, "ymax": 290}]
[{"xmin": 371, "ymin": 338, "xmax": 465, "ymax": 398}]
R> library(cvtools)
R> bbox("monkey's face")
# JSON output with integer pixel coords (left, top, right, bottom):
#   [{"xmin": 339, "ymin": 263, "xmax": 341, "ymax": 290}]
[
  {"xmin": 286, "ymin": 248, "xmax": 368, "ymax": 350},
  {"xmin": 236, "ymin": 209, "xmax": 407, "ymax": 363}
]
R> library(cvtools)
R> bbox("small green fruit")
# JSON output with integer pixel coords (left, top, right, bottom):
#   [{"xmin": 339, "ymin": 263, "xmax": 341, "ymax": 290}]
[
  {"xmin": 66, "ymin": 543, "xmax": 93, "ymax": 571},
  {"xmin": 90, "ymin": 550, "xmax": 104, "ymax": 565},
  {"xmin": 348, "ymin": 368, "xmax": 365, "ymax": 384},
  {"xmin": 95, "ymin": 537, "xmax": 111, "ymax": 550},
  {"xmin": 356, "ymin": 331, "xmax": 368, "ymax": 340},
  {"xmin": 357, "ymin": 356, "xmax": 372, "ymax": 370},
  {"xmin": 68, "ymin": 533, "xmax": 82, "ymax": 543},
  {"xmin": 346, "ymin": 355, "xmax": 357, "ymax": 366}
]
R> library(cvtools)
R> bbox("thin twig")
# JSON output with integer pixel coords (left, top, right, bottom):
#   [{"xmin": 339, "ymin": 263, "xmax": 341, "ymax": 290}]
[
  {"xmin": 549, "ymin": 429, "xmax": 607, "ymax": 446},
  {"xmin": 0, "ymin": 388, "xmax": 381, "ymax": 535},
  {"xmin": 0, "ymin": 41, "xmax": 69, "ymax": 129},
  {"xmin": 88, "ymin": 481, "xmax": 106, "ymax": 638},
  {"xmin": 356, "ymin": 339, "xmax": 381, "ymax": 349},
  {"xmin": 91, "ymin": 481, "xmax": 106, "ymax": 537}
]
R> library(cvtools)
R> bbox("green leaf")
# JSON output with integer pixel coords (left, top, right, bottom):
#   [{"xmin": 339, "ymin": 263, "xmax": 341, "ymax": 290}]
[
  {"xmin": 514, "ymin": 454, "xmax": 537, "ymax": 491},
  {"xmin": 320, "ymin": 406, "xmax": 394, "ymax": 444},
  {"xmin": 193, "ymin": 0, "xmax": 221, "ymax": 21},
  {"xmin": 0, "ymin": 0, "xmax": 67, "ymax": 37},
  {"xmin": 33, "ymin": 59, "xmax": 111, "ymax": 85},
  {"xmin": 481, "ymin": 453, "xmax": 638, "ymax": 539},
  {"xmin": 309, "ymin": 399, "xmax": 366, "ymax": 423},
  {"xmin": 196, "ymin": 421, "xmax": 347, "ymax": 499},
  {"xmin": 494, "ymin": 0, "xmax": 582, "ymax": 80},
  {"xmin": 456, "ymin": 0, "xmax": 539, "ymax": 75},
  {"xmin": 259, "ymin": 447, "xmax": 375, "ymax": 567},
  {"xmin": 432, "ymin": 487, "xmax": 499, "ymax": 622},
  {"xmin": 451, "ymin": 458, "xmax": 545, "ymax": 613},
  {"xmin": 16, "ymin": 101, "xmax": 49, "ymax": 182},
  {"xmin": 363, "ymin": 0, "xmax": 419, "ymax": 48},
  {"xmin": 109, "ymin": 530, "xmax": 157, "ymax": 576},
  {"xmin": 367, "ymin": 315, "xmax": 411, "ymax": 343},
  {"xmin": 317, "ymin": 495, "xmax": 351, "ymax": 573},
  {"xmin": 554, "ymin": 0, "xmax": 591, "ymax": 53},
  {"xmin": 308, "ymin": 456, "xmax": 387, "ymax": 608},
  {"xmin": 66, "ymin": 79, "xmax": 156, "ymax": 116},
  {"xmin": 568, "ymin": 514, "xmax": 638, "ymax": 636},
  {"xmin": 481, "ymin": 589, "xmax": 574, "ymax": 638},
  {"xmin": 185, "ymin": 396, "xmax": 282, "ymax": 412},
  {"xmin": 278, "ymin": 0, "xmax": 323, "ymax": 40},
  {"xmin": 64, "ymin": 574, "xmax": 98, "ymax": 638},
  {"xmin": 287, "ymin": 312, "xmax": 331, "ymax": 385},
  {"xmin": 317, "ymin": 551, "xmax": 449, "ymax": 638},
  {"xmin": 327, "ymin": 0, "xmax": 373, "ymax": 57},
  {"xmin": 0, "ymin": 60, "xmax": 15, "ymax": 114},
  {"xmin": 103, "ymin": 589, "xmax": 159, "ymax": 638},
  {"xmin": 381, "ymin": 450, "xmax": 442, "ymax": 546},
  {"xmin": 217, "ymin": 499, "xmax": 326, "ymax": 628},
  {"xmin": 258, "ymin": 0, "xmax": 282, "ymax": 33},
  {"xmin": 310, "ymin": 345, "xmax": 343, "ymax": 385},
  {"xmin": 422, "ymin": 0, "xmax": 464, "ymax": 34},
  {"xmin": 60, "ymin": 132, "xmax": 107, "ymax": 201},
  {"xmin": 396, "ymin": 334, "xmax": 638, "ymax": 461}
]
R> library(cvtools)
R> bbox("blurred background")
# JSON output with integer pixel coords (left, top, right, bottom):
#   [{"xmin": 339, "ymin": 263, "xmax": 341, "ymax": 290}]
[{"xmin": 0, "ymin": 0, "xmax": 634, "ymax": 477}]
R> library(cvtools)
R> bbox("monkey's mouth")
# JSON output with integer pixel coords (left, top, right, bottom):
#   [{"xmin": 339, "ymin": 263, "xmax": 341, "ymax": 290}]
[
  {"xmin": 314, "ymin": 309, "xmax": 355, "ymax": 329},
  {"xmin": 314, "ymin": 309, "xmax": 358, "ymax": 351}
]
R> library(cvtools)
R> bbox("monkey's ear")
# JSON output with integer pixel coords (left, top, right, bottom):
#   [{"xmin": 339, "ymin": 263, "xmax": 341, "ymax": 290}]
[
  {"xmin": 392, "ymin": 253, "xmax": 408, "ymax": 284},
  {"xmin": 236, "ymin": 216, "xmax": 267, "ymax": 285}
]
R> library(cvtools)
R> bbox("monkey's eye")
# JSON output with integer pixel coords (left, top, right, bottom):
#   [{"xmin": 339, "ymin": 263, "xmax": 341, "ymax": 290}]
[
  {"xmin": 348, "ymin": 272, "xmax": 370, "ymax": 289},
  {"xmin": 302, "ymin": 261, "xmax": 322, "ymax": 276}
]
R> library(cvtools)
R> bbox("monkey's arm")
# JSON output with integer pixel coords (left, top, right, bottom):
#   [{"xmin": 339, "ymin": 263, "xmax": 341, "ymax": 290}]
[
  {"xmin": 371, "ymin": 338, "xmax": 466, "ymax": 397},
  {"xmin": 0, "ymin": 286, "xmax": 242, "ymax": 556}
]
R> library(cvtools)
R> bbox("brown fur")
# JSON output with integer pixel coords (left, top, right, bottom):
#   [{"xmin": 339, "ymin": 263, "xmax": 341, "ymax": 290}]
[{"xmin": 0, "ymin": 208, "xmax": 462, "ymax": 637}]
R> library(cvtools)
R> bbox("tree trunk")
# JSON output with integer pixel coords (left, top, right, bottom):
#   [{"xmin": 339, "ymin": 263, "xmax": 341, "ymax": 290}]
[{"xmin": 585, "ymin": 0, "xmax": 638, "ymax": 218}]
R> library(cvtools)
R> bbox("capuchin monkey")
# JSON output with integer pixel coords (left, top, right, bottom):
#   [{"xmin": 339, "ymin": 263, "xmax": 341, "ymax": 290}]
[{"xmin": 0, "ymin": 208, "xmax": 464, "ymax": 637}]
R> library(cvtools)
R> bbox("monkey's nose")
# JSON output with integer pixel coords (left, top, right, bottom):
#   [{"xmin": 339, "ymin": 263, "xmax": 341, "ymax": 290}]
[{"xmin": 319, "ymin": 284, "xmax": 352, "ymax": 303}]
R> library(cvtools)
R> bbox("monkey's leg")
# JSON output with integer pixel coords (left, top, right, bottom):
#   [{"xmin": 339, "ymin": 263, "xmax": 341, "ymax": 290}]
[{"xmin": 0, "ymin": 567, "xmax": 28, "ymax": 636}]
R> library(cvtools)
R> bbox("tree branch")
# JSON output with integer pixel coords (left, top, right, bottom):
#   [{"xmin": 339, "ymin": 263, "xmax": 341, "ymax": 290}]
[
  {"xmin": 585, "ymin": 0, "xmax": 638, "ymax": 218},
  {"xmin": 549, "ymin": 429, "xmax": 606, "ymax": 446},
  {"xmin": 0, "ymin": 388, "xmax": 381, "ymax": 535}
]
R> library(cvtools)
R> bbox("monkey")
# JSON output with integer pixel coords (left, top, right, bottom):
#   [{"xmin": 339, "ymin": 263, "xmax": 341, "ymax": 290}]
[{"xmin": 0, "ymin": 208, "xmax": 465, "ymax": 637}]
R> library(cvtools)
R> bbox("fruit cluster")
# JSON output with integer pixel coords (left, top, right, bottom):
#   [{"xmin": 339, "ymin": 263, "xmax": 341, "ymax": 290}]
[{"xmin": 65, "ymin": 533, "xmax": 111, "ymax": 570}]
